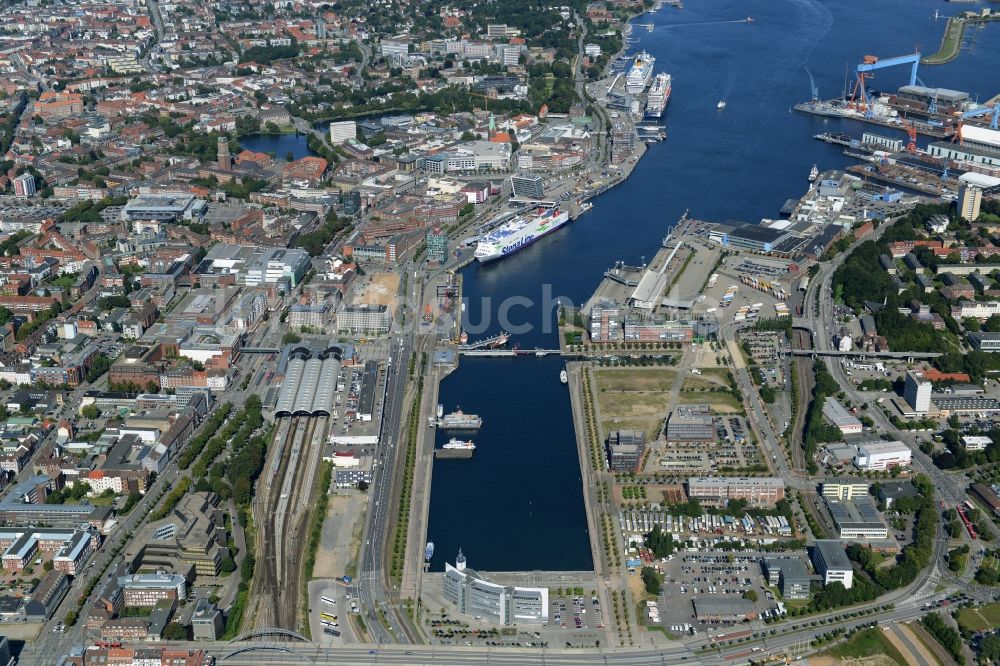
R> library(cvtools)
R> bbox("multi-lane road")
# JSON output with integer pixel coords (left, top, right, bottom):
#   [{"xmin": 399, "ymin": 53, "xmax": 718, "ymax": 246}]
[
  {"xmin": 804, "ymin": 224, "xmax": 971, "ymax": 510},
  {"xmin": 355, "ymin": 329, "xmax": 415, "ymax": 645}
]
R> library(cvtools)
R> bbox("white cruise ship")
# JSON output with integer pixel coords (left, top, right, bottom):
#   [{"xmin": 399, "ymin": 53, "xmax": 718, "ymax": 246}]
[
  {"xmin": 645, "ymin": 73, "xmax": 672, "ymax": 118},
  {"xmin": 474, "ymin": 207, "xmax": 570, "ymax": 262},
  {"xmin": 626, "ymin": 51, "xmax": 655, "ymax": 94}
]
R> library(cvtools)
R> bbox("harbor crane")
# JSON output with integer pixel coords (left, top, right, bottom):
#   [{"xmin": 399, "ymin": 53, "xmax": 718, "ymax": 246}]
[
  {"xmin": 961, "ymin": 103, "xmax": 1000, "ymax": 130},
  {"xmin": 903, "ymin": 121, "xmax": 918, "ymax": 154},
  {"xmin": 953, "ymin": 104, "xmax": 1000, "ymax": 145},
  {"xmin": 848, "ymin": 52, "xmax": 922, "ymax": 118}
]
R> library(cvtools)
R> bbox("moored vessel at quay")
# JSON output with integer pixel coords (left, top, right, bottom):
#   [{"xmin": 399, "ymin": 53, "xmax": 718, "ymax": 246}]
[
  {"xmin": 437, "ymin": 409, "xmax": 483, "ymax": 429},
  {"xmin": 474, "ymin": 207, "xmax": 570, "ymax": 262},
  {"xmin": 435, "ymin": 438, "xmax": 476, "ymax": 458},
  {"xmin": 626, "ymin": 50, "xmax": 655, "ymax": 94},
  {"xmin": 645, "ymin": 73, "xmax": 672, "ymax": 118}
]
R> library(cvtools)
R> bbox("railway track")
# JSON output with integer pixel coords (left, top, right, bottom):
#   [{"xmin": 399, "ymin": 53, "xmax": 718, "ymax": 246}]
[
  {"xmin": 249, "ymin": 414, "xmax": 329, "ymax": 632},
  {"xmin": 249, "ymin": 416, "xmax": 297, "ymax": 630},
  {"xmin": 789, "ymin": 329, "xmax": 814, "ymax": 473}
]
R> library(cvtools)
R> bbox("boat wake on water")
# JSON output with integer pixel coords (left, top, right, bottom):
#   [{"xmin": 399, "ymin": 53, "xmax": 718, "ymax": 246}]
[{"xmin": 660, "ymin": 18, "xmax": 756, "ymax": 29}]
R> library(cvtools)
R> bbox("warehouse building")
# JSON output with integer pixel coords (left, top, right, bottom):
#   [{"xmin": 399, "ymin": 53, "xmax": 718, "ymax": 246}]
[
  {"xmin": 932, "ymin": 396, "xmax": 1000, "ymax": 416},
  {"xmin": 971, "ymin": 484, "xmax": 1000, "ymax": 515},
  {"xmin": 825, "ymin": 497, "xmax": 888, "ymax": 540},
  {"xmin": 822, "ymin": 398, "xmax": 862, "ymax": 435},
  {"xmin": 710, "ymin": 223, "xmax": 786, "ymax": 253},
  {"xmin": 692, "ymin": 597, "xmax": 758, "ymax": 622},
  {"xmin": 357, "ymin": 360, "xmax": 379, "ymax": 422},
  {"xmin": 687, "ymin": 477, "xmax": 784, "ymax": 507},
  {"xmin": 853, "ymin": 440, "xmax": 911, "ymax": 471}
]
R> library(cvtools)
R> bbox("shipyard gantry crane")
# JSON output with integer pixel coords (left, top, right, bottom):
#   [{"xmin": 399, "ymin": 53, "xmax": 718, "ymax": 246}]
[
  {"xmin": 848, "ymin": 52, "xmax": 922, "ymax": 118},
  {"xmin": 952, "ymin": 104, "xmax": 1000, "ymax": 146},
  {"xmin": 961, "ymin": 103, "xmax": 1000, "ymax": 130}
]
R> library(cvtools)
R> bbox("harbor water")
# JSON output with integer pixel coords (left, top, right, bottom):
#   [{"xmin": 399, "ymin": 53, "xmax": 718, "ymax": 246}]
[
  {"xmin": 236, "ymin": 0, "xmax": 1000, "ymax": 572},
  {"xmin": 426, "ymin": 0, "xmax": 1000, "ymax": 572}
]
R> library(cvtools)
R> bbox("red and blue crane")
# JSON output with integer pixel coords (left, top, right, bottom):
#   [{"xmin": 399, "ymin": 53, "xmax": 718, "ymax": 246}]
[{"xmin": 847, "ymin": 52, "xmax": 922, "ymax": 118}]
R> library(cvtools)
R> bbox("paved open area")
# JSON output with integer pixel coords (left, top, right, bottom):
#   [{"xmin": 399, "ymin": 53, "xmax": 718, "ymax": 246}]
[
  {"xmin": 419, "ymin": 571, "xmax": 605, "ymax": 648},
  {"xmin": 656, "ymin": 550, "xmax": 800, "ymax": 636}
]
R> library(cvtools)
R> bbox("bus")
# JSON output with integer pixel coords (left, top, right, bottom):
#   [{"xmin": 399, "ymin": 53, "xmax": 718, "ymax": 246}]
[
  {"xmin": 320, "ymin": 596, "xmax": 336, "ymax": 606},
  {"xmin": 324, "ymin": 627, "xmax": 341, "ymax": 637},
  {"xmin": 320, "ymin": 620, "xmax": 338, "ymax": 628},
  {"xmin": 320, "ymin": 612, "xmax": 338, "ymax": 622}
]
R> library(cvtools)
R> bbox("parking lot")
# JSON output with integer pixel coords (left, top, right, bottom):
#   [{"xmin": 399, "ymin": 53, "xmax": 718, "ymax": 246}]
[
  {"xmin": 655, "ymin": 551, "xmax": 795, "ymax": 635},
  {"xmin": 732, "ymin": 258, "xmax": 794, "ymax": 280},
  {"xmin": 307, "ymin": 580, "xmax": 359, "ymax": 644},
  {"xmin": 740, "ymin": 331, "xmax": 788, "ymax": 388},
  {"xmin": 652, "ymin": 414, "xmax": 764, "ymax": 474},
  {"xmin": 328, "ymin": 360, "xmax": 388, "ymax": 451}
]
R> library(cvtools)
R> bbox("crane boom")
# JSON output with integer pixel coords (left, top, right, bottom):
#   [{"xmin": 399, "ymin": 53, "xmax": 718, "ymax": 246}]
[
  {"xmin": 855, "ymin": 52, "xmax": 921, "ymax": 86},
  {"xmin": 961, "ymin": 105, "xmax": 1000, "ymax": 130},
  {"xmin": 849, "ymin": 52, "xmax": 922, "ymax": 119}
]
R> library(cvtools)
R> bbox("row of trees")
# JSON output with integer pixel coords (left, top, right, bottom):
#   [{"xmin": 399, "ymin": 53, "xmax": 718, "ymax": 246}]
[
  {"xmin": 847, "ymin": 476, "xmax": 937, "ymax": 589},
  {"xmin": 177, "ymin": 404, "xmax": 233, "ymax": 469},
  {"xmin": 801, "ymin": 360, "xmax": 841, "ymax": 475},
  {"xmin": 297, "ymin": 211, "xmax": 353, "ymax": 256},
  {"xmin": 920, "ymin": 613, "xmax": 964, "ymax": 663},
  {"xmin": 191, "ymin": 395, "xmax": 263, "ymax": 478},
  {"xmin": 390, "ymin": 376, "xmax": 423, "ymax": 581}
]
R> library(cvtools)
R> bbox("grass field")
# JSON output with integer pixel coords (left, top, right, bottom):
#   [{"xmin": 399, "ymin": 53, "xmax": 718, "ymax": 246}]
[
  {"xmin": 823, "ymin": 628, "xmax": 908, "ymax": 666},
  {"xmin": 676, "ymin": 390, "xmax": 741, "ymax": 413},
  {"xmin": 593, "ymin": 367, "xmax": 675, "ymax": 439},
  {"xmin": 680, "ymin": 374, "xmax": 726, "ymax": 392},
  {"xmin": 958, "ymin": 601, "xmax": 1000, "ymax": 632},
  {"xmin": 594, "ymin": 367, "xmax": 676, "ymax": 392}
]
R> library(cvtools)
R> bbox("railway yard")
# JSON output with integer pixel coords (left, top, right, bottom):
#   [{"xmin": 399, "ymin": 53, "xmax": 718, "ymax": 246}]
[{"xmin": 249, "ymin": 415, "xmax": 330, "ymax": 631}]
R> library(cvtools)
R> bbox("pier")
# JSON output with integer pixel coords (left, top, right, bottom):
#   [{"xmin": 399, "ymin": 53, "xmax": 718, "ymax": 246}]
[
  {"xmin": 845, "ymin": 164, "xmax": 953, "ymax": 197},
  {"xmin": 434, "ymin": 448, "xmax": 474, "ymax": 459},
  {"xmin": 923, "ymin": 12, "xmax": 1000, "ymax": 65},
  {"xmin": 794, "ymin": 103, "xmax": 953, "ymax": 138}
]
